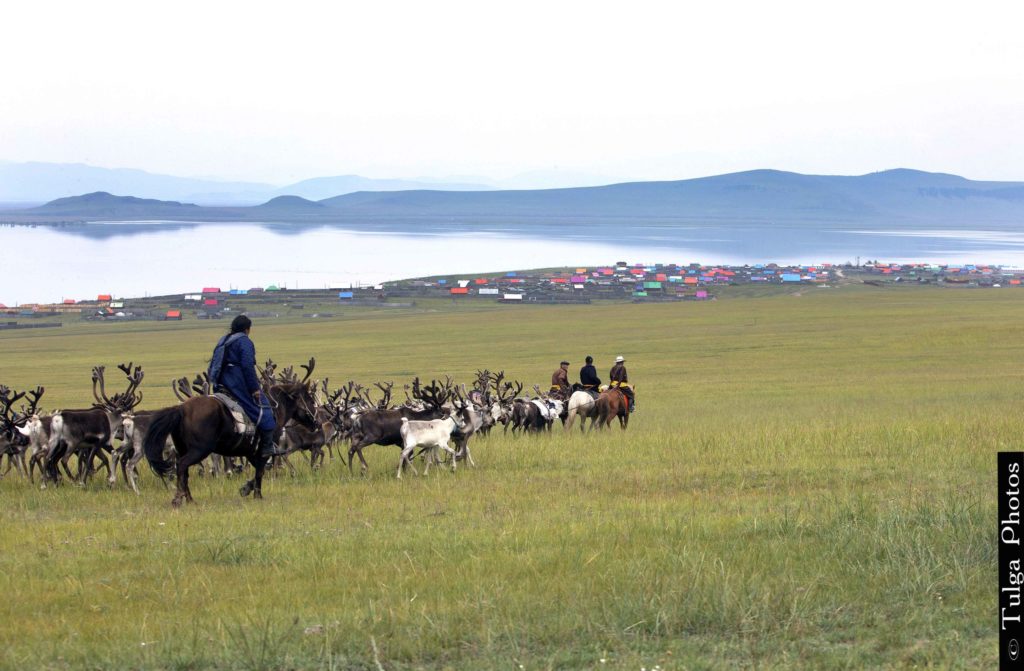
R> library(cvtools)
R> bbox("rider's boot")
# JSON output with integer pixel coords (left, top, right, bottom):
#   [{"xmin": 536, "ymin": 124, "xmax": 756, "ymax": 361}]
[{"xmin": 258, "ymin": 429, "xmax": 287, "ymax": 459}]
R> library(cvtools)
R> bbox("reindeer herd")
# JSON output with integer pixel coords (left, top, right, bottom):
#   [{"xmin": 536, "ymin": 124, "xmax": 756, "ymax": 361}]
[{"xmin": 0, "ymin": 359, "xmax": 631, "ymax": 504}]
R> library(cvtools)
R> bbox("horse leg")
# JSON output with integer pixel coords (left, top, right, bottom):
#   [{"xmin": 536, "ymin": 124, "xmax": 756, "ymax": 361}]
[
  {"xmin": 172, "ymin": 450, "xmax": 201, "ymax": 507},
  {"xmin": 240, "ymin": 453, "xmax": 269, "ymax": 499}
]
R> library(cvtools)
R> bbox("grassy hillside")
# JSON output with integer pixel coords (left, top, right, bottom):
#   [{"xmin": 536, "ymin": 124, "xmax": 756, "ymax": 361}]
[{"xmin": 0, "ymin": 286, "xmax": 1015, "ymax": 669}]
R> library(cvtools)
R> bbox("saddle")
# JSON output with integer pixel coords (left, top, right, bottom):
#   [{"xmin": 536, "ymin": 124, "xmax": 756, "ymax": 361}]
[
  {"xmin": 213, "ymin": 393, "xmax": 257, "ymax": 436},
  {"xmin": 531, "ymin": 399, "xmax": 556, "ymax": 421}
]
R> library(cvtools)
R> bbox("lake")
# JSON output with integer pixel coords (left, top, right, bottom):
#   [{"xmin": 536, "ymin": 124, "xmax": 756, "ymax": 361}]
[{"xmin": 3, "ymin": 221, "xmax": 1024, "ymax": 305}]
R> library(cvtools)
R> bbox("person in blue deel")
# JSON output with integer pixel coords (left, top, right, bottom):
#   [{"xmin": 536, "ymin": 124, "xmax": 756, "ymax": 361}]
[{"xmin": 208, "ymin": 314, "xmax": 285, "ymax": 458}]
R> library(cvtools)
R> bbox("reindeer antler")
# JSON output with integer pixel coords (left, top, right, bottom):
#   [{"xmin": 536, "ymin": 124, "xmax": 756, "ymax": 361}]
[
  {"xmin": 118, "ymin": 362, "xmax": 144, "ymax": 410},
  {"xmin": 172, "ymin": 377, "xmax": 192, "ymax": 402},
  {"xmin": 259, "ymin": 358, "xmax": 278, "ymax": 385},
  {"xmin": 300, "ymin": 358, "xmax": 316, "ymax": 384},
  {"xmin": 21, "ymin": 386, "xmax": 45, "ymax": 417},
  {"xmin": 373, "ymin": 381, "xmax": 393, "ymax": 409},
  {"xmin": 416, "ymin": 378, "xmax": 453, "ymax": 410}
]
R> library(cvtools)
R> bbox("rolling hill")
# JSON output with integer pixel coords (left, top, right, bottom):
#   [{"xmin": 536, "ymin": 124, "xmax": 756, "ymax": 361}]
[{"xmin": 4, "ymin": 169, "xmax": 1023, "ymax": 231}]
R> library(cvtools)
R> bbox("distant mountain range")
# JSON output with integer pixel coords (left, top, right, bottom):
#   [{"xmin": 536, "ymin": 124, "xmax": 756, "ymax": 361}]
[
  {"xmin": 2, "ymin": 169, "xmax": 1022, "ymax": 231},
  {"xmin": 0, "ymin": 161, "xmax": 491, "ymax": 205}
]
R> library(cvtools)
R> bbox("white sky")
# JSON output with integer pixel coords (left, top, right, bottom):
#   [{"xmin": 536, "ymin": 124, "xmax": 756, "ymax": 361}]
[{"xmin": 2, "ymin": 0, "xmax": 1022, "ymax": 185}]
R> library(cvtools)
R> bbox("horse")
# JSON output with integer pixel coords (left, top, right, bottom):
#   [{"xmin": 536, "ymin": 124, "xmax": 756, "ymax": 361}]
[
  {"xmin": 564, "ymin": 390, "xmax": 600, "ymax": 432},
  {"xmin": 143, "ymin": 382, "xmax": 319, "ymax": 507},
  {"xmin": 594, "ymin": 386, "xmax": 631, "ymax": 430}
]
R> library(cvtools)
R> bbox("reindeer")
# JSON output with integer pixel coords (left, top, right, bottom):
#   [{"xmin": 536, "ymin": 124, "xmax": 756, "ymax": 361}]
[
  {"xmin": 490, "ymin": 374, "xmax": 523, "ymax": 434},
  {"xmin": 345, "ymin": 377, "xmax": 453, "ymax": 475},
  {"xmin": 279, "ymin": 381, "xmax": 352, "ymax": 471},
  {"xmin": 0, "ymin": 386, "xmax": 32, "ymax": 478},
  {"xmin": 7, "ymin": 386, "xmax": 45, "ymax": 479},
  {"xmin": 46, "ymin": 364, "xmax": 142, "ymax": 485},
  {"xmin": 396, "ymin": 414, "xmax": 464, "ymax": 478},
  {"xmin": 511, "ymin": 385, "xmax": 563, "ymax": 433}
]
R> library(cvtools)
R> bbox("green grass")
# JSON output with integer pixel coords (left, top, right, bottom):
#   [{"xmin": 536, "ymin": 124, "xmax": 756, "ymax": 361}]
[{"xmin": 0, "ymin": 285, "xmax": 1015, "ymax": 669}]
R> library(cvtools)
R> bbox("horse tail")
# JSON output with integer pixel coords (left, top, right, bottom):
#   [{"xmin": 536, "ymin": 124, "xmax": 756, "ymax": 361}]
[
  {"xmin": 144, "ymin": 406, "xmax": 182, "ymax": 477},
  {"xmin": 564, "ymin": 401, "xmax": 577, "ymax": 431}
]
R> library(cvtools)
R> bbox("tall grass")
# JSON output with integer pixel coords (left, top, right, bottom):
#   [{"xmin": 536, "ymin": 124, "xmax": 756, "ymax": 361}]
[{"xmin": 0, "ymin": 285, "xmax": 1014, "ymax": 668}]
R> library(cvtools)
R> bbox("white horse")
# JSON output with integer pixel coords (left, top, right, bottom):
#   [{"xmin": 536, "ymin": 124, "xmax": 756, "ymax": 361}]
[{"xmin": 564, "ymin": 390, "xmax": 601, "ymax": 432}]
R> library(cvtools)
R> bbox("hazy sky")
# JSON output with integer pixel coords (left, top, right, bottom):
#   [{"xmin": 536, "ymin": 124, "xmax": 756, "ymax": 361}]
[{"xmin": 2, "ymin": 0, "xmax": 1022, "ymax": 185}]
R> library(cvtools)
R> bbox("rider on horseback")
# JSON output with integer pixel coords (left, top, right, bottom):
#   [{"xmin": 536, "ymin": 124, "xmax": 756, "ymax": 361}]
[
  {"xmin": 551, "ymin": 360, "xmax": 571, "ymax": 399},
  {"xmin": 579, "ymin": 355, "xmax": 601, "ymax": 397},
  {"xmin": 209, "ymin": 315, "xmax": 286, "ymax": 459},
  {"xmin": 609, "ymin": 355, "xmax": 635, "ymax": 412}
]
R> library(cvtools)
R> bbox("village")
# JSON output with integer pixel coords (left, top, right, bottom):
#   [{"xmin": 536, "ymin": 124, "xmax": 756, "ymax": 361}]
[{"xmin": 1, "ymin": 260, "xmax": 1022, "ymax": 328}]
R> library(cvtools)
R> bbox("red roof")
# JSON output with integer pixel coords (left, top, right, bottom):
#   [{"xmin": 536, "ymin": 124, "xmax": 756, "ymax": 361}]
[
  {"xmin": 474, "ymin": 278, "xmax": 488, "ymax": 285},
  {"xmin": 97, "ymin": 294, "xmax": 112, "ymax": 301},
  {"xmin": 63, "ymin": 299, "xmax": 76, "ymax": 305},
  {"xmin": 202, "ymin": 287, "xmax": 221, "ymax": 294}
]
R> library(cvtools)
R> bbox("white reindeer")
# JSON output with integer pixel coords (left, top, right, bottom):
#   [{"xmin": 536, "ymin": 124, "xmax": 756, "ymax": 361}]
[{"xmin": 397, "ymin": 415, "xmax": 463, "ymax": 479}]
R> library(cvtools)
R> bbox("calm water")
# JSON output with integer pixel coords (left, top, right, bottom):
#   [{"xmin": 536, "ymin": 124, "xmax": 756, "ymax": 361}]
[{"xmin": 3, "ymin": 221, "xmax": 1024, "ymax": 305}]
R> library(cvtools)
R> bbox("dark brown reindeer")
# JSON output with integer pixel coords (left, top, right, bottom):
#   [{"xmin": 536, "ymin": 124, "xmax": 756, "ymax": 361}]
[
  {"xmin": 279, "ymin": 382, "xmax": 348, "ymax": 471},
  {"xmin": 493, "ymin": 375, "xmax": 523, "ymax": 434},
  {"xmin": 0, "ymin": 386, "xmax": 29, "ymax": 478},
  {"xmin": 345, "ymin": 377, "xmax": 452, "ymax": 476},
  {"xmin": 144, "ymin": 358, "xmax": 320, "ymax": 507},
  {"xmin": 44, "ymin": 364, "xmax": 143, "ymax": 485}
]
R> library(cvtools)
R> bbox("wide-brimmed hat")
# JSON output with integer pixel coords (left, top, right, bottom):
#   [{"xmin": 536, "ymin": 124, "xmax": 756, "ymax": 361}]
[{"xmin": 615, "ymin": 356, "xmax": 625, "ymax": 363}]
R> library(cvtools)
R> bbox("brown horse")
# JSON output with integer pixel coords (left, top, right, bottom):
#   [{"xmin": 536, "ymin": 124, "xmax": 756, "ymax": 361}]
[
  {"xmin": 594, "ymin": 386, "xmax": 631, "ymax": 430},
  {"xmin": 144, "ymin": 382, "xmax": 318, "ymax": 507}
]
